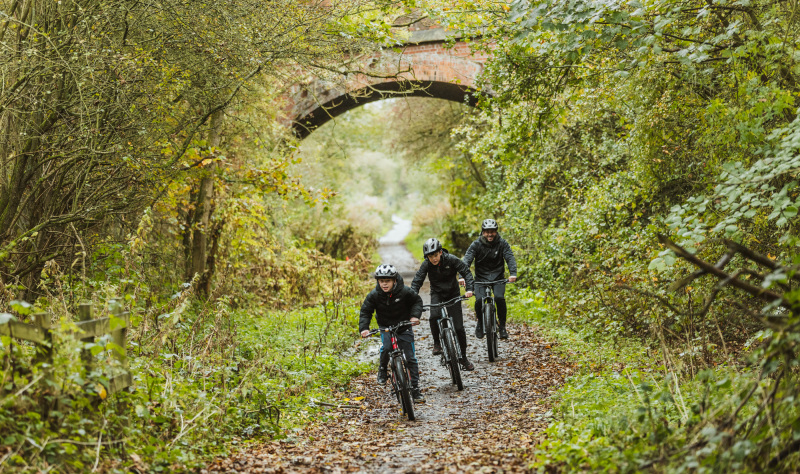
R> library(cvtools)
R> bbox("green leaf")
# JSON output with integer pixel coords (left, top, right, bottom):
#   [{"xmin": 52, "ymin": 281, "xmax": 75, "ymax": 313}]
[{"xmin": 9, "ymin": 300, "xmax": 32, "ymax": 315}]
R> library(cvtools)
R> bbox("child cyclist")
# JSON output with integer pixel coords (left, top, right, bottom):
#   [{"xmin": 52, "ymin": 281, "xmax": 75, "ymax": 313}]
[
  {"xmin": 410, "ymin": 238, "xmax": 476, "ymax": 371},
  {"xmin": 359, "ymin": 264, "xmax": 426, "ymax": 403}
]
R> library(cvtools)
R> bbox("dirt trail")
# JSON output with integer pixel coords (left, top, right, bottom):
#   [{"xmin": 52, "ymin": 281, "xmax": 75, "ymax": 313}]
[{"xmin": 205, "ymin": 218, "xmax": 572, "ymax": 473}]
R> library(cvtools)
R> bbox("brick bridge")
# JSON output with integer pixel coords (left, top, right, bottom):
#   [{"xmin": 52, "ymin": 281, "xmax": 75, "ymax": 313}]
[{"xmin": 284, "ymin": 25, "xmax": 492, "ymax": 138}]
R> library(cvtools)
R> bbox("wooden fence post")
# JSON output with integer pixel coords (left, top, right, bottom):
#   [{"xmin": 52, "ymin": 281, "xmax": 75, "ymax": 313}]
[
  {"xmin": 78, "ymin": 302, "xmax": 93, "ymax": 370},
  {"xmin": 32, "ymin": 312, "xmax": 54, "ymax": 414},
  {"xmin": 108, "ymin": 299, "xmax": 131, "ymax": 395},
  {"xmin": 32, "ymin": 312, "xmax": 53, "ymax": 369},
  {"xmin": 110, "ymin": 300, "xmax": 128, "ymax": 369}
]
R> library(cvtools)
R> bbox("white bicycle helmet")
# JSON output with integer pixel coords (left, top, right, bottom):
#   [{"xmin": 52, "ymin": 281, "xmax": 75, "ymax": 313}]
[
  {"xmin": 374, "ymin": 264, "xmax": 398, "ymax": 279},
  {"xmin": 481, "ymin": 219, "xmax": 499, "ymax": 231}
]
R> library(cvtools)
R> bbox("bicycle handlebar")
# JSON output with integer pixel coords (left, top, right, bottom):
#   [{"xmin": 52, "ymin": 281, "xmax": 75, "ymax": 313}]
[
  {"xmin": 422, "ymin": 295, "xmax": 469, "ymax": 311},
  {"xmin": 363, "ymin": 320, "xmax": 419, "ymax": 338},
  {"xmin": 474, "ymin": 279, "xmax": 512, "ymax": 286}
]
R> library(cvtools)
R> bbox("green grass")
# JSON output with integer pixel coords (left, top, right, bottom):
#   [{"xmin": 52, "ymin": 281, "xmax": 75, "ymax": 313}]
[{"xmin": 404, "ymin": 226, "xmax": 428, "ymax": 262}]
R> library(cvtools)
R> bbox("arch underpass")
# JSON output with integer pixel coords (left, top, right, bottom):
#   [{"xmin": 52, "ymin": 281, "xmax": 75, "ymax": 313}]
[{"xmin": 283, "ymin": 28, "xmax": 492, "ymax": 138}]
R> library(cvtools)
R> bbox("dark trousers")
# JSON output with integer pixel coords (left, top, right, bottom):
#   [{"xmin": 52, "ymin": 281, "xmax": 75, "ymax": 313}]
[
  {"xmin": 379, "ymin": 328, "xmax": 419, "ymax": 387},
  {"xmin": 474, "ymin": 282, "xmax": 508, "ymax": 330},
  {"xmin": 429, "ymin": 292, "xmax": 468, "ymax": 357}
]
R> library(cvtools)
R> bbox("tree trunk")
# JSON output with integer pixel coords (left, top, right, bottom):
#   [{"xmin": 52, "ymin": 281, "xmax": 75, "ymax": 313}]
[
  {"xmin": 183, "ymin": 189, "xmax": 197, "ymax": 280},
  {"xmin": 199, "ymin": 218, "xmax": 225, "ymax": 295},
  {"xmin": 189, "ymin": 109, "xmax": 224, "ymax": 285}
]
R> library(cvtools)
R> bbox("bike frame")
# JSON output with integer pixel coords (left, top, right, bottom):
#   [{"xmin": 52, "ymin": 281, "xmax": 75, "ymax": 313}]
[
  {"xmin": 425, "ymin": 296, "xmax": 466, "ymax": 365},
  {"xmin": 423, "ymin": 296, "xmax": 467, "ymax": 390},
  {"xmin": 365, "ymin": 321, "xmax": 417, "ymax": 419},
  {"xmin": 475, "ymin": 280, "xmax": 507, "ymax": 326},
  {"xmin": 475, "ymin": 279, "xmax": 509, "ymax": 362},
  {"xmin": 437, "ymin": 314, "xmax": 458, "ymax": 365},
  {"xmin": 377, "ymin": 324, "xmax": 410, "ymax": 391}
]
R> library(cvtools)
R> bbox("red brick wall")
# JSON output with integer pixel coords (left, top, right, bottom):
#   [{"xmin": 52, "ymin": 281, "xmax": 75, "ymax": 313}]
[{"xmin": 282, "ymin": 33, "xmax": 495, "ymax": 134}]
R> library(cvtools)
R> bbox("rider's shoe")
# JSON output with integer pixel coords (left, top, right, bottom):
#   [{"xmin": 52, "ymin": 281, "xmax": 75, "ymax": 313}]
[
  {"xmin": 432, "ymin": 342, "xmax": 443, "ymax": 355},
  {"xmin": 411, "ymin": 386, "xmax": 426, "ymax": 403},
  {"xmin": 459, "ymin": 357, "xmax": 475, "ymax": 371},
  {"xmin": 376, "ymin": 368, "xmax": 388, "ymax": 386},
  {"xmin": 499, "ymin": 326, "xmax": 509, "ymax": 339},
  {"xmin": 475, "ymin": 323, "xmax": 485, "ymax": 339}
]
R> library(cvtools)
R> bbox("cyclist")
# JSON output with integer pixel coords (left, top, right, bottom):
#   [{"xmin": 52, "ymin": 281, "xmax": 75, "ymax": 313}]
[
  {"xmin": 410, "ymin": 238, "xmax": 476, "ymax": 370},
  {"xmin": 359, "ymin": 264, "xmax": 426, "ymax": 403},
  {"xmin": 461, "ymin": 219, "xmax": 518, "ymax": 340}
]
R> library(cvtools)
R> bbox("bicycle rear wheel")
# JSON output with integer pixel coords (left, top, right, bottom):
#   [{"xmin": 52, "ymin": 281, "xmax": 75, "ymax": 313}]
[
  {"xmin": 443, "ymin": 329, "xmax": 464, "ymax": 391},
  {"xmin": 392, "ymin": 356, "xmax": 415, "ymax": 421},
  {"xmin": 484, "ymin": 302, "xmax": 498, "ymax": 362}
]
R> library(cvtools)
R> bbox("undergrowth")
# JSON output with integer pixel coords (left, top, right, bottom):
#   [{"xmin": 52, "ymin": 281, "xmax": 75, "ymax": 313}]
[
  {"xmin": 509, "ymin": 288, "xmax": 770, "ymax": 473},
  {"xmin": 0, "ymin": 297, "xmax": 370, "ymax": 472}
]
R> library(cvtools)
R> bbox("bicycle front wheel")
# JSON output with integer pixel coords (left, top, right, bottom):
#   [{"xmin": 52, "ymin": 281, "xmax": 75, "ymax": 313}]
[
  {"xmin": 392, "ymin": 356, "xmax": 416, "ymax": 421},
  {"xmin": 483, "ymin": 302, "xmax": 498, "ymax": 362},
  {"xmin": 443, "ymin": 329, "xmax": 464, "ymax": 391}
]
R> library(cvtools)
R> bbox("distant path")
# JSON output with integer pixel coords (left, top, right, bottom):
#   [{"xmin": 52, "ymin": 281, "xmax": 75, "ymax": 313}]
[
  {"xmin": 376, "ymin": 215, "xmax": 417, "ymax": 280},
  {"xmin": 205, "ymin": 219, "xmax": 572, "ymax": 473}
]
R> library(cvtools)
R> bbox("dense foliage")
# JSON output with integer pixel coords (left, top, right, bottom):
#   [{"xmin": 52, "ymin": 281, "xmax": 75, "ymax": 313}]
[
  {"xmin": 4, "ymin": 0, "xmax": 800, "ymax": 470},
  {"xmin": 0, "ymin": 0, "xmax": 398, "ymax": 300},
  {"xmin": 0, "ymin": 0, "xmax": 414, "ymax": 471},
  {"xmin": 406, "ymin": 0, "xmax": 800, "ymax": 470},
  {"xmin": 1, "ymin": 293, "xmax": 367, "ymax": 471}
]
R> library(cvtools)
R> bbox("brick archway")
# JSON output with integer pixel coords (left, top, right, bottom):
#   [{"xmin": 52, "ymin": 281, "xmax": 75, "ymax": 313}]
[{"xmin": 284, "ymin": 30, "xmax": 491, "ymax": 138}]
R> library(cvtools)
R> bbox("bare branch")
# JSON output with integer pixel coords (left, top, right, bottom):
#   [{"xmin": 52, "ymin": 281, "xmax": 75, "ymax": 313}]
[{"xmin": 657, "ymin": 234, "xmax": 787, "ymax": 308}]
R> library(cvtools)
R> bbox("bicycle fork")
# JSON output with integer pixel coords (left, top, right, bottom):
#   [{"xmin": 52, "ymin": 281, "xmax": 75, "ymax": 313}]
[
  {"xmin": 437, "ymin": 318, "xmax": 461, "ymax": 365},
  {"xmin": 388, "ymin": 334, "xmax": 407, "ymax": 397},
  {"xmin": 482, "ymin": 296, "xmax": 496, "ymax": 332}
]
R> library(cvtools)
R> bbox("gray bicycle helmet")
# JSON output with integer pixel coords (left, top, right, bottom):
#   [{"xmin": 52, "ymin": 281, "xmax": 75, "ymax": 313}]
[
  {"xmin": 422, "ymin": 238, "xmax": 443, "ymax": 256},
  {"xmin": 481, "ymin": 219, "xmax": 499, "ymax": 231},
  {"xmin": 374, "ymin": 264, "xmax": 398, "ymax": 279}
]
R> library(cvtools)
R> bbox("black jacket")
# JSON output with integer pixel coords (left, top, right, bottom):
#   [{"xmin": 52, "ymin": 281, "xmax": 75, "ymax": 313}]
[
  {"xmin": 410, "ymin": 249, "xmax": 475, "ymax": 296},
  {"xmin": 359, "ymin": 274, "xmax": 424, "ymax": 332},
  {"xmin": 462, "ymin": 235, "xmax": 518, "ymax": 281}
]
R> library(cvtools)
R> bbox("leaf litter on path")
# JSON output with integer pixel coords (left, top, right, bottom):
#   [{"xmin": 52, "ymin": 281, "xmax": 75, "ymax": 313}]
[{"xmin": 204, "ymin": 316, "xmax": 573, "ymax": 473}]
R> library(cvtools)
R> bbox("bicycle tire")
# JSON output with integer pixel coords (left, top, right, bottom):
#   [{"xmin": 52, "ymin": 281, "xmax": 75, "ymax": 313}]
[
  {"xmin": 392, "ymin": 356, "xmax": 416, "ymax": 421},
  {"xmin": 484, "ymin": 301, "xmax": 497, "ymax": 362},
  {"xmin": 443, "ymin": 329, "xmax": 464, "ymax": 391},
  {"xmin": 390, "ymin": 365, "xmax": 402, "ymax": 405},
  {"xmin": 492, "ymin": 327, "xmax": 500, "ymax": 359}
]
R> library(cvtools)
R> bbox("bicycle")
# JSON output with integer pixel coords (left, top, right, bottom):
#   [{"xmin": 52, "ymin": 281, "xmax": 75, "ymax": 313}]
[
  {"xmin": 423, "ymin": 295, "xmax": 469, "ymax": 391},
  {"xmin": 363, "ymin": 320, "xmax": 419, "ymax": 421},
  {"xmin": 474, "ymin": 279, "xmax": 511, "ymax": 362}
]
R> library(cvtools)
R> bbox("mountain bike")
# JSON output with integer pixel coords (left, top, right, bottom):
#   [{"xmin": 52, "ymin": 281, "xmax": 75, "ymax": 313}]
[
  {"xmin": 423, "ymin": 295, "xmax": 468, "ymax": 391},
  {"xmin": 364, "ymin": 320, "xmax": 419, "ymax": 421},
  {"xmin": 475, "ymin": 279, "xmax": 510, "ymax": 362}
]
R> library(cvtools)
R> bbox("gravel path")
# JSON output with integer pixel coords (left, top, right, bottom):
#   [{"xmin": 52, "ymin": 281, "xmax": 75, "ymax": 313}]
[{"xmin": 204, "ymin": 218, "xmax": 572, "ymax": 473}]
